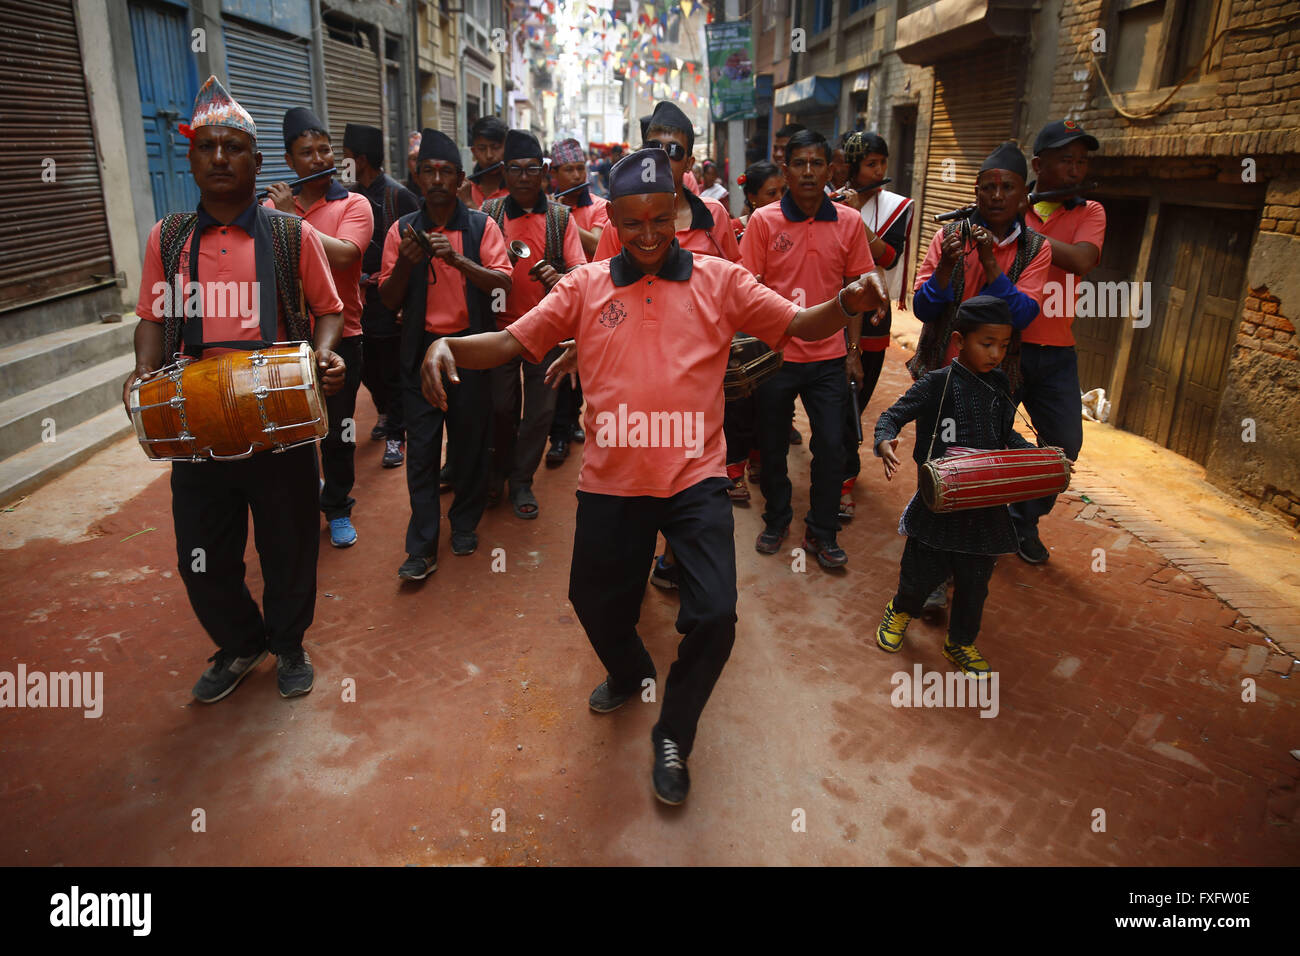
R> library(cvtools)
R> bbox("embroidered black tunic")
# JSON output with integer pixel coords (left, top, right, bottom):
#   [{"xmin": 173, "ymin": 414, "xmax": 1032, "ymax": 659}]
[{"xmin": 874, "ymin": 361, "xmax": 1035, "ymax": 555}]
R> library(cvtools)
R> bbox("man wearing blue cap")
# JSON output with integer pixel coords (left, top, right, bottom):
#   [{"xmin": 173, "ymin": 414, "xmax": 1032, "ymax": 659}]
[{"xmin": 419, "ymin": 147, "xmax": 887, "ymax": 806}]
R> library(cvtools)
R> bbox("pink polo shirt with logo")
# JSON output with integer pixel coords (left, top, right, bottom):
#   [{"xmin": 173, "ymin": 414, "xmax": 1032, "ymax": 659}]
[
  {"xmin": 740, "ymin": 193, "xmax": 875, "ymax": 363},
  {"xmin": 505, "ymin": 245, "xmax": 799, "ymax": 497}
]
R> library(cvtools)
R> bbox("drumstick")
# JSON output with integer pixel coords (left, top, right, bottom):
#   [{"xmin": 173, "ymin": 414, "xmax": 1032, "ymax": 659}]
[{"xmin": 850, "ymin": 379, "xmax": 863, "ymax": 445}]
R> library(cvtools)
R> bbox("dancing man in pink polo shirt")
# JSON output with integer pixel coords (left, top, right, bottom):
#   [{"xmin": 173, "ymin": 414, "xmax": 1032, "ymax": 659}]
[{"xmin": 420, "ymin": 148, "xmax": 886, "ymax": 806}]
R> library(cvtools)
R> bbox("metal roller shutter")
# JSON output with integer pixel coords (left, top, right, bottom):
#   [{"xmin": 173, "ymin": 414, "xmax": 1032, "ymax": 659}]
[
  {"xmin": 439, "ymin": 102, "xmax": 457, "ymax": 140},
  {"xmin": 323, "ymin": 35, "xmax": 382, "ymax": 150},
  {"xmin": 0, "ymin": 0, "xmax": 114, "ymax": 311},
  {"xmin": 917, "ymin": 43, "xmax": 1023, "ymax": 276},
  {"xmin": 223, "ymin": 17, "xmax": 314, "ymax": 191}
]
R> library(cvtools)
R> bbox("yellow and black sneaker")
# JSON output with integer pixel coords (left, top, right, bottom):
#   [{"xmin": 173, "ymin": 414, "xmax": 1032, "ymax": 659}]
[
  {"xmin": 943, "ymin": 639, "xmax": 991, "ymax": 679},
  {"xmin": 876, "ymin": 600, "xmax": 912, "ymax": 652}
]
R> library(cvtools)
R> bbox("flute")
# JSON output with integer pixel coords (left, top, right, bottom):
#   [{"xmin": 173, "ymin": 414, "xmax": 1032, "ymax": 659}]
[
  {"xmin": 1027, "ymin": 180, "xmax": 1099, "ymax": 203},
  {"xmin": 828, "ymin": 177, "xmax": 892, "ymax": 201},
  {"xmin": 466, "ymin": 161, "xmax": 503, "ymax": 182},
  {"xmin": 256, "ymin": 167, "xmax": 337, "ymax": 200},
  {"xmin": 554, "ymin": 181, "xmax": 590, "ymax": 198}
]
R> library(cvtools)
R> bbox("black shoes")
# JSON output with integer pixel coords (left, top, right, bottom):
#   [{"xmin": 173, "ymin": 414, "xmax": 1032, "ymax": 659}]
[
  {"xmin": 652, "ymin": 736, "xmax": 690, "ymax": 805},
  {"xmin": 802, "ymin": 532, "xmax": 848, "ymax": 568},
  {"xmin": 1017, "ymin": 534, "xmax": 1050, "ymax": 564},
  {"xmin": 755, "ymin": 524, "xmax": 789, "ymax": 554},
  {"xmin": 588, "ymin": 679, "xmax": 636, "ymax": 713},
  {"xmin": 382, "ymin": 438, "xmax": 404, "ymax": 468},
  {"xmin": 398, "ymin": 554, "xmax": 437, "ymax": 580},
  {"xmin": 369, "ymin": 415, "xmax": 387, "ymax": 441},
  {"xmin": 276, "ymin": 648, "xmax": 314, "ymax": 698},
  {"xmin": 546, "ymin": 437, "xmax": 570, "ymax": 465},
  {"xmin": 192, "ymin": 648, "xmax": 267, "ymax": 703},
  {"xmin": 451, "ymin": 531, "xmax": 478, "ymax": 556}
]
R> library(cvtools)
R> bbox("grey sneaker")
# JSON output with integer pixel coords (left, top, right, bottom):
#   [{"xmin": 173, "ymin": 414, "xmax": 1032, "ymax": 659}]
[
  {"xmin": 276, "ymin": 648, "xmax": 314, "ymax": 698},
  {"xmin": 192, "ymin": 648, "xmax": 267, "ymax": 703}
]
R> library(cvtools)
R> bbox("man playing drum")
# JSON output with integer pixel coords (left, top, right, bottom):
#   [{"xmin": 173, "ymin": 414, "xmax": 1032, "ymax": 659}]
[
  {"xmin": 420, "ymin": 147, "xmax": 886, "ymax": 806},
  {"xmin": 121, "ymin": 76, "xmax": 346, "ymax": 703}
]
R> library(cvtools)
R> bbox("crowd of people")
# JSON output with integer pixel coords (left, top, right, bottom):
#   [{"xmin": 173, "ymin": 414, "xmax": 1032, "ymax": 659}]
[{"xmin": 121, "ymin": 75, "xmax": 1104, "ymax": 805}]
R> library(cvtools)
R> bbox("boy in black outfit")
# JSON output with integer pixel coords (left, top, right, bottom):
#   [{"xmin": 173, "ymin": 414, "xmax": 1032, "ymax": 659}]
[{"xmin": 872, "ymin": 296, "xmax": 1068, "ymax": 676}]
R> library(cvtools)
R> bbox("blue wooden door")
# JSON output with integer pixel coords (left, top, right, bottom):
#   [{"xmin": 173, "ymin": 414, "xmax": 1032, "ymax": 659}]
[{"xmin": 130, "ymin": 0, "xmax": 200, "ymax": 218}]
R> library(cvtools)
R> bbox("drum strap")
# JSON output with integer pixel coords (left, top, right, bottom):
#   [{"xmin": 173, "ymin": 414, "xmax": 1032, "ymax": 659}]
[{"xmin": 924, "ymin": 361, "xmax": 1041, "ymax": 463}]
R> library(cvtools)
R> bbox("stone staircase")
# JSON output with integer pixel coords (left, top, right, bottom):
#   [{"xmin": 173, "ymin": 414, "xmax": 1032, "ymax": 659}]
[{"xmin": 0, "ymin": 316, "xmax": 139, "ymax": 505}]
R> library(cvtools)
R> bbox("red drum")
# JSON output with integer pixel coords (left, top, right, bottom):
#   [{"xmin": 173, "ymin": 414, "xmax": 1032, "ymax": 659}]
[
  {"xmin": 130, "ymin": 342, "xmax": 327, "ymax": 461},
  {"xmin": 920, "ymin": 446, "xmax": 1071, "ymax": 513}
]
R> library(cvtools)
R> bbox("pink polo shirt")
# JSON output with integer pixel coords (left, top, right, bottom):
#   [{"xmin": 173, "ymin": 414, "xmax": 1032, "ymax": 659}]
[
  {"xmin": 567, "ymin": 194, "xmax": 611, "ymax": 261},
  {"xmin": 376, "ymin": 204, "xmax": 511, "ymax": 335},
  {"xmin": 136, "ymin": 203, "xmax": 343, "ymax": 360},
  {"xmin": 593, "ymin": 193, "xmax": 740, "ymax": 262},
  {"xmin": 1023, "ymin": 199, "xmax": 1107, "ymax": 347},
  {"xmin": 487, "ymin": 196, "xmax": 587, "ymax": 330},
  {"xmin": 264, "ymin": 185, "xmax": 373, "ymax": 338},
  {"xmin": 741, "ymin": 193, "xmax": 875, "ymax": 363},
  {"xmin": 506, "ymin": 246, "xmax": 799, "ymax": 497}
]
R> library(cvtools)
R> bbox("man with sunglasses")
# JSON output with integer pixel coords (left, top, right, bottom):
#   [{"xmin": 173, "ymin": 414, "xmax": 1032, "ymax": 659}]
[
  {"xmin": 481, "ymin": 130, "xmax": 585, "ymax": 520},
  {"xmin": 378, "ymin": 129, "xmax": 512, "ymax": 580},
  {"xmin": 594, "ymin": 102, "xmax": 739, "ymax": 263}
]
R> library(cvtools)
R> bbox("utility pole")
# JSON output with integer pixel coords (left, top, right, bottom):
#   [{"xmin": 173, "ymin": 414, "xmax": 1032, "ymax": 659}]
[{"xmin": 724, "ymin": 0, "xmax": 745, "ymax": 217}]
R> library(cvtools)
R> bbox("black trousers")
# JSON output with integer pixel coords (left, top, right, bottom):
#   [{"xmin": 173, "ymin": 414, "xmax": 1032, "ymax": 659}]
[
  {"xmin": 320, "ymin": 335, "xmax": 363, "ymax": 521},
  {"xmin": 361, "ymin": 334, "xmax": 405, "ymax": 440},
  {"xmin": 402, "ymin": 332, "xmax": 491, "ymax": 558},
  {"xmin": 550, "ymin": 375, "xmax": 584, "ymax": 439},
  {"xmin": 1009, "ymin": 343, "xmax": 1084, "ymax": 538},
  {"xmin": 841, "ymin": 348, "xmax": 886, "ymax": 482},
  {"xmin": 491, "ymin": 347, "xmax": 563, "ymax": 487},
  {"xmin": 892, "ymin": 537, "xmax": 997, "ymax": 646},
  {"xmin": 723, "ymin": 394, "xmax": 756, "ymax": 467},
  {"xmin": 171, "ymin": 442, "xmax": 319, "ymax": 656},
  {"xmin": 755, "ymin": 357, "xmax": 847, "ymax": 541},
  {"xmin": 569, "ymin": 477, "xmax": 737, "ymax": 757}
]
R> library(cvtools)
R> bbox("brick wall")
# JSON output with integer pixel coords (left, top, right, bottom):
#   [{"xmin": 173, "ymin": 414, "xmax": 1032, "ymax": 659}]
[{"xmin": 1051, "ymin": 0, "xmax": 1300, "ymax": 158}]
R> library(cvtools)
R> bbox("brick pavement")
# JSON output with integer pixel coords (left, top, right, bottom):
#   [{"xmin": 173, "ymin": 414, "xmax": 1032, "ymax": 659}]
[{"xmin": 0, "ymin": 345, "xmax": 1296, "ymax": 865}]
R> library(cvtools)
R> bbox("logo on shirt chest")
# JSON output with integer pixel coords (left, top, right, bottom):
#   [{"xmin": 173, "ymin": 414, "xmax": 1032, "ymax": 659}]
[
  {"xmin": 599, "ymin": 299, "xmax": 627, "ymax": 329},
  {"xmin": 773, "ymin": 232, "xmax": 794, "ymax": 253}
]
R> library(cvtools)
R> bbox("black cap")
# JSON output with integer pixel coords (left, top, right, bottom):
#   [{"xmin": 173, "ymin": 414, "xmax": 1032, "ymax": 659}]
[
  {"xmin": 503, "ymin": 129, "xmax": 543, "ymax": 161},
  {"xmin": 956, "ymin": 294, "xmax": 1014, "ymax": 329},
  {"xmin": 647, "ymin": 101, "xmax": 694, "ymax": 150},
  {"xmin": 283, "ymin": 107, "xmax": 327, "ymax": 149},
  {"xmin": 639, "ymin": 114, "xmax": 653, "ymax": 140},
  {"xmin": 979, "ymin": 141, "xmax": 1028, "ymax": 180},
  {"xmin": 343, "ymin": 123, "xmax": 383, "ymax": 167},
  {"xmin": 417, "ymin": 128, "xmax": 461, "ymax": 169},
  {"xmin": 1033, "ymin": 118, "xmax": 1100, "ymax": 155},
  {"xmin": 608, "ymin": 148, "xmax": 675, "ymax": 201}
]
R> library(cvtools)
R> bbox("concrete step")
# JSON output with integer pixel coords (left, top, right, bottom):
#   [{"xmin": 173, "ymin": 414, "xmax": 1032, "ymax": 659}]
[
  {"xmin": 0, "ymin": 352, "xmax": 136, "ymax": 460},
  {"xmin": 0, "ymin": 317, "xmax": 138, "ymax": 402},
  {"xmin": 0, "ymin": 407, "xmax": 137, "ymax": 506}
]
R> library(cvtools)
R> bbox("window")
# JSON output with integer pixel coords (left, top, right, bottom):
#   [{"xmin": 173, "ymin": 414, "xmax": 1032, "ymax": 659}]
[
  {"xmin": 1108, "ymin": 0, "xmax": 1222, "ymax": 93},
  {"xmin": 849, "ymin": 0, "xmax": 877, "ymax": 12},
  {"xmin": 812, "ymin": 0, "xmax": 833, "ymax": 34}
]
